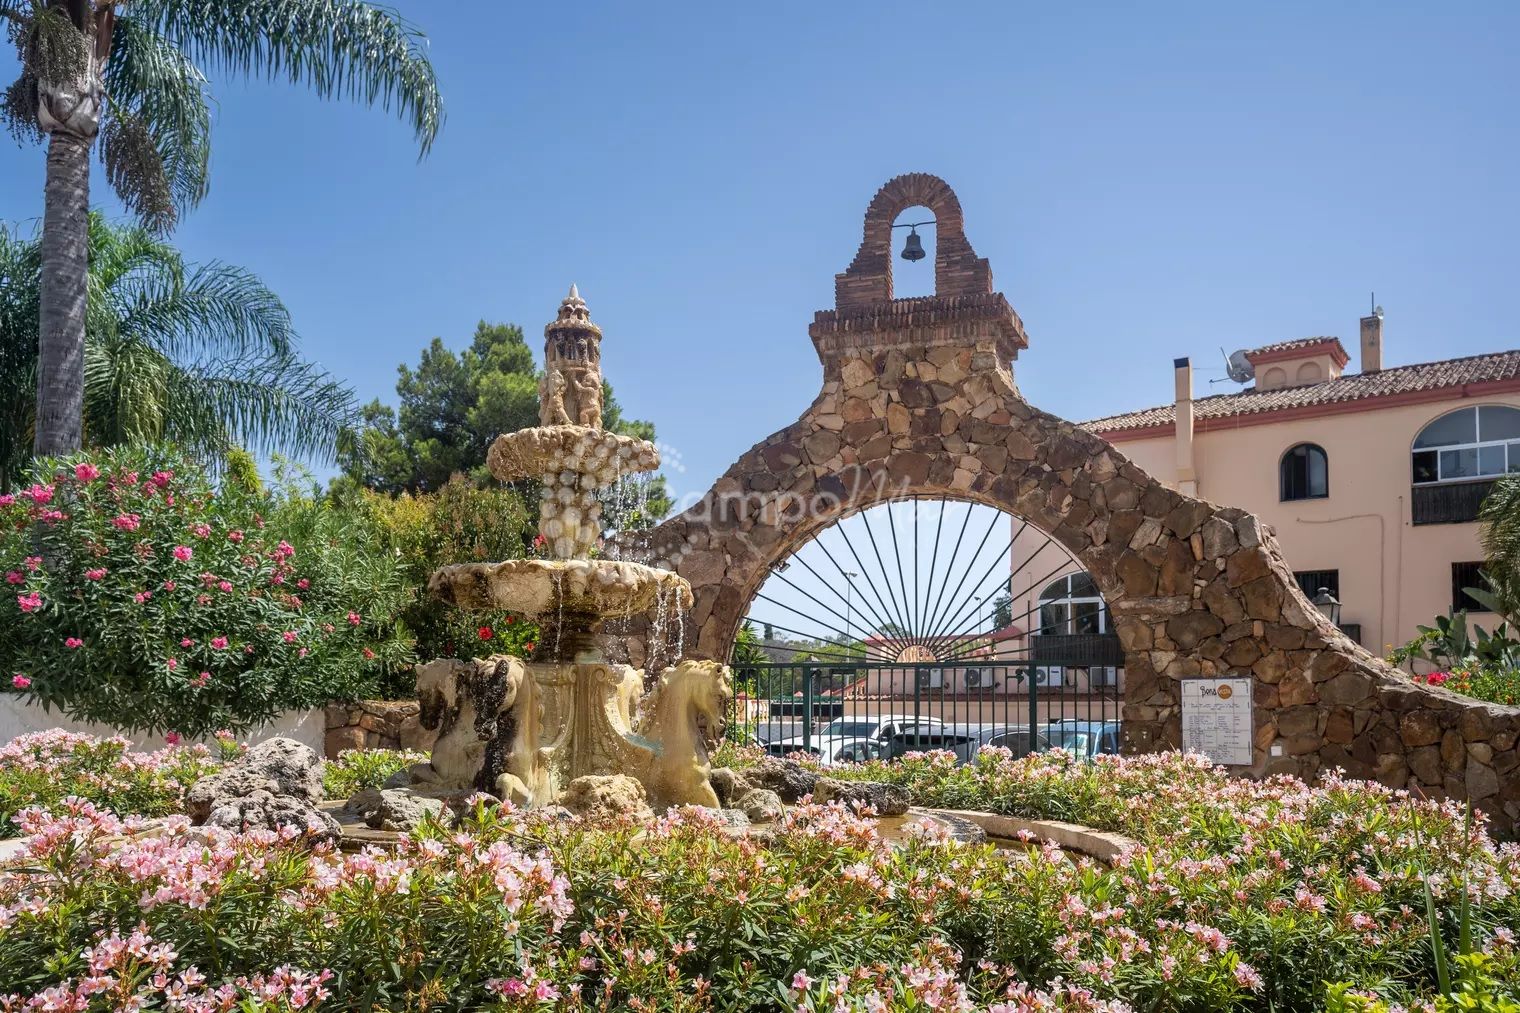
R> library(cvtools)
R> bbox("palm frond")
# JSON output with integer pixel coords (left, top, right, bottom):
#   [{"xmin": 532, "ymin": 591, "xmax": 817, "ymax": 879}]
[
  {"xmin": 1480, "ymin": 476, "xmax": 1520, "ymax": 613},
  {"xmin": 117, "ymin": 258, "xmax": 293, "ymax": 361},
  {"xmin": 101, "ymin": 16, "xmax": 211, "ymax": 222},
  {"xmin": 166, "ymin": 351, "xmax": 362, "ymax": 465},
  {"xmin": 126, "ymin": 0, "xmax": 442, "ymax": 153},
  {"xmin": 83, "ymin": 334, "xmax": 174, "ymax": 446}
]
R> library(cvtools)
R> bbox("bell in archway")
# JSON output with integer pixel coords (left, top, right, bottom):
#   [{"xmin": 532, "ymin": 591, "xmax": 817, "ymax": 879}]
[{"xmin": 900, "ymin": 227, "xmax": 926, "ymax": 262}]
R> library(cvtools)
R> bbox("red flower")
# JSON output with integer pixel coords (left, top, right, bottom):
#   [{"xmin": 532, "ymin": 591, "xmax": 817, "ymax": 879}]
[
  {"xmin": 164, "ymin": 731, "xmax": 181, "ymax": 746},
  {"xmin": 524, "ymin": 641, "xmax": 536, "ymax": 653},
  {"xmin": 72, "ymin": 463, "xmax": 99, "ymax": 482},
  {"xmin": 478, "ymin": 626, "xmax": 494, "ymax": 640},
  {"xmin": 505, "ymin": 615, "xmax": 515, "ymax": 625},
  {"xmin": 362, "ymin": 647, "xmax": 376, "ymax": 660}
]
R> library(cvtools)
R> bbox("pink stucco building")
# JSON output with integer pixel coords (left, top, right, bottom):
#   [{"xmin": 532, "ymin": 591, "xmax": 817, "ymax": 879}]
[{"xmin": 1011, "ymin": 310, "xmax": 1520, "ymax": 666}]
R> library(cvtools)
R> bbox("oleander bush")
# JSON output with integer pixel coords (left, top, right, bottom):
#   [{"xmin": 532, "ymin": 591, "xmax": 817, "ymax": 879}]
[
  {"xmin": 0, "ymin": 447, "xmax": 414, "ymax": 736},
  {"xmin": 2, "ymin": 739, "xmax": 1518, "ymax": 1010},
  {"xmin": 0, "ymin": 729, "xmax": 229, "ymax": 838}
]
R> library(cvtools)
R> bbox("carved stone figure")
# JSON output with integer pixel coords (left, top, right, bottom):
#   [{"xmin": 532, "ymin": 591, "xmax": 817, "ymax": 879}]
[
  {"xmin": 407, "ymin": 655, "xmax": 542, "ymax": 805},
  {"xmin": 572, "ymin": 369, "xmax": 603, "ymax": 428},
  {"xmin": 539, "ymin": 368, "xmax": 571, "ymax": 426}
]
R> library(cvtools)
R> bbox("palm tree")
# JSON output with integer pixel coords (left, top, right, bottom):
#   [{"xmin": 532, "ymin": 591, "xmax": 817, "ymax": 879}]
[
  {"xmin": 0, "ymin": 213, "xmax": 361, "ymax": 489},
  {"xmin": 1480, "ymin": 476, "xmax": 1520, "ymax": 616},
  {"xmin": 2, "ymin": 0, "xmax": 442, "ymax": 456}
]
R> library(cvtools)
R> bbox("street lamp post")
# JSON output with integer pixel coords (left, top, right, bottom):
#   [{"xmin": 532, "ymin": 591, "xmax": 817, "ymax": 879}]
[{"xmin": 844, "ymin": 572, "xmax": 859, "ymax": 656}]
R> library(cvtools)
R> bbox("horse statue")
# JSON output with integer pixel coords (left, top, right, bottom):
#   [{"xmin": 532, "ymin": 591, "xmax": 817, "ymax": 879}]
[
  {"xmin": 408, "ymin": 655, "xmax": 543, "ymax": 805},
  {"xmin": 618, "ymin": 660, "xmax": 732, "ymax": 810}
]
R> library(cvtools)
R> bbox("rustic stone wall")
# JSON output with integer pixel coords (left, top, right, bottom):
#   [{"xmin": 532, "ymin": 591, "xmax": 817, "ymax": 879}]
[
  {"xmin": 322, "ymin": 700, "xmax": 435, "ymax": 758},
  {"xmin": 623, "ymin": 173, "xmax": 1520, "ymax": 836}
]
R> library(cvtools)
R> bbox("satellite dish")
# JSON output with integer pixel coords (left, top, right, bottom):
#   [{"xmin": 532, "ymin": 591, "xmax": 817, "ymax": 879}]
[{"xmin": 1221, "ymin": 348, "xmax": 1255, "ymax": 384}]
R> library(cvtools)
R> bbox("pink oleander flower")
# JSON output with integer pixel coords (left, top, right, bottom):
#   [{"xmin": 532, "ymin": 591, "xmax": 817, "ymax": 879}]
[
  {"xmin": 362, "ymin": 647, "xmax": 376, "ymax": 660},
  {"xmin": 73, "ymin": 462, "xmax": 100, "ymax": 482},
  {"xmin": 282, "ymin": 630, "xmax": 297, "ymax": 643},
  {"xmin": 298, "ymin": 647, "xmax": 308, "ymax": 658},
  {"xmin": 347, "ymin": 612, "xmax": 361, "ymax": 626},
  {"xmin": 26, "ymin": 483, "xmax": 54, "ymax": 504},
  {"xmin": 0, "ymin": 493, "xmax": 13, "ymax": 506},
  {"xmin": 150, "ymin": 470, "xmax": 173, "ymax": 487},
  {"xmin": 210, "ymin": 636, "xmax": 228, "ymax": 650},
  {"xmin": 166, "ymin": 658, "xmax": 178, "ymax": 671},
  {"xmin": 24, "ymin": 555, "xmax": 42, "ymax": 571},
  {"xmin": 297, "ymin": 578, "xmax": 310, "ymax": 589},
  {"xmin": 193, "ymin": 672, "xmax": 211, "ymax": 688},
  {"xmin": 218, "ymin": 580, "xmax": 233, "ymax": 593},
  {"xmin": 17, "ymin": 591, "xmax": 42, "ymax": 613},
  {"xmin": 181, "ymin": 638, "xmax": 195, "ymax": 647},
  {"xmin": 163, "ymin": 580, "xmax": 176, "ymax": 591},
  {"xmin": 112, "ymin": 513, "xmax": 142, "ymax": 532},
  {"xmin": 133, "ymin": 591, "xmax": 151, "ymax": 604},
  {"xmin": 173, "ymin": 545, "xmax": 193, "ymax": 562},
  {"xmin": 164, "ymin": 732, "xmax": 181, "ymax": 746},
  {"xmin": 227, "ymin": 530, "xmax": 245, "ymax": 543},
  {"xmin": 271, "ymin": 572, "xmax": 286, "ymax": 585},
  {"xmin": 11, "ymin": 674, "xmax": 31, "ymax": 689},
  {"xmin": 84, "ymin": 567, "xmax": 107, "ymax": 580},
  {"xmin": 65, "ymin": 637, "xmax": 83, "ymax": 649},
  {"xmin": 192, "ymin": 523, "xmax": 212, "ymax": 538},
  {"xmin": 4, "ymin": 571, "xmax": 22, "ymax": 584}
]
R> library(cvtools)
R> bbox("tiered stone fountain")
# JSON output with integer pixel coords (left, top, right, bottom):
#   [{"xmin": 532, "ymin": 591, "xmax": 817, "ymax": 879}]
[{"xmin": 381, "ymin": 287, "xmax": 733, "ymax": 816}]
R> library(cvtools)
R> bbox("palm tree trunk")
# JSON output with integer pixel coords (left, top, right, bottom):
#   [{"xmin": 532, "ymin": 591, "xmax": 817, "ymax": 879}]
[{"xmin": 34, "ymin": 129, "xmax": 92, "ymax": 456}]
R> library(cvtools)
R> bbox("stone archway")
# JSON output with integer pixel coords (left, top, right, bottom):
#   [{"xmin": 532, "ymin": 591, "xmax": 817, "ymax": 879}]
[{"xmin": 629, "ymin": 174, "xmax": 1520, "ymax": 835}]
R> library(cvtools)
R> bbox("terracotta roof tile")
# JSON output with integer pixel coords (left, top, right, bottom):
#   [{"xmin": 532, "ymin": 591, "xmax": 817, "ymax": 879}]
[
  {"xmin": 1248, "ymin": 336, "xmax": 1340, "ymax": 356},
  {"xmin": 1082, "ymin": 350, "xmax": 1520, "ymax": 434}
]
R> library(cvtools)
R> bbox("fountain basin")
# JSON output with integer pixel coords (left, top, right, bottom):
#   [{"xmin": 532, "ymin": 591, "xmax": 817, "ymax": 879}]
[
  {"xmin": 487, "ymin": 426, "xmax": 659, "ymax": 484},
  {"xmin": 429, "ymin": 557, "xmax": 693, "ymax": 617}
]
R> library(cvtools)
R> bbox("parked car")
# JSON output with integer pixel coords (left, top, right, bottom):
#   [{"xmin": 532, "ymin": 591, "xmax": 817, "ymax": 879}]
[
  {"xmin": 763, "ymin": 715, "xmax": 945, "ymax": 765},
  {"xmin": 881, "ymin": 722, "xmax": 1053, "ymax": 764},
  {"xmin": 1044, "ymin": 719, "xmax": 1121, "ymax": 759}
]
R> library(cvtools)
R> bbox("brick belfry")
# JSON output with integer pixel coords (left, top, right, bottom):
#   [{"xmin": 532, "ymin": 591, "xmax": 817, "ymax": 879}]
[{"xmin": 621, "ymin": 174, "xmax": 1520, "ymax": 836}]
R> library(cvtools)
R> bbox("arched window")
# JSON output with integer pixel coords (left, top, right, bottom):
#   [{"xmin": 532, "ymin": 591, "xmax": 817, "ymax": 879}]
[
  {"xmin": 1036, "ymin": 573, "xmax": 1109, "ymax": 636},
  {"xmin": 1280, "ymin": 443, "xmax": 1329, "ymax": 501},
  {"xmin": 1412, "ymin": 405, "xmax": 1520, "ymax": 484}
]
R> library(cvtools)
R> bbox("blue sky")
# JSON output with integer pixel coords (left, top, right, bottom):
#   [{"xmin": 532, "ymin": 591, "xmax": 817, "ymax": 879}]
[{"xmin": 2, "ymin": 1, "xmax": 1517, "ymax": 507}]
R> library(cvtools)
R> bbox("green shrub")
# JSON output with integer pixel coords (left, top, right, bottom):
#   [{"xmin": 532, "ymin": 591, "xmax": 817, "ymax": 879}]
[
  {"xmin": 0, "ymin": 728, "xmax": 228, "ymax": 836},
  {"xmin": 322, "ymin": 746, "xmax": 429, "ymax": 797},
  {"xmin": 354, "ymin": 478, "xmax": 539, "ymax": 697},
  {"xmin": 0, "ymin": 446, "xmax": 414, "ymax": 736}
]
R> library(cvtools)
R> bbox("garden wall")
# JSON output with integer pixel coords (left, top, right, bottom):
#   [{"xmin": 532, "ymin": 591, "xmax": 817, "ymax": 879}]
[
  {"xmin": 322, "ymin": 699, "xmax": 436, "ymax": 757},
  {"xmin": 0, "ymin": 696, "xmax": 325, "ymax": 753}
]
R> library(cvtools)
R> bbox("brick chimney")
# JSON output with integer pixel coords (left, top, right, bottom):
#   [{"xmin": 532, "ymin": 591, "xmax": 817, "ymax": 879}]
[
  {"xmin": 1174, "ymin": 357, "xmax": 1197, "ymax": 496},
  {"xmin": 1360, "ymin": 306, "xmax": 1384, "ymax": 374}
]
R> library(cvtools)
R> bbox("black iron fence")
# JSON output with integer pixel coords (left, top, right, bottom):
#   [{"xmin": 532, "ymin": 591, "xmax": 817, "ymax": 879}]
[{"xmin": 727, "ymin": 659, "xmax": 1123, "ymax": 766}]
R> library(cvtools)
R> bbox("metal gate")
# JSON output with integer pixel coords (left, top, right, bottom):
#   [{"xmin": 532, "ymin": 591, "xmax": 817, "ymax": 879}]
[{"xmin": 727, "ymin": 657, "xmax": 1122, "ymax": 765}]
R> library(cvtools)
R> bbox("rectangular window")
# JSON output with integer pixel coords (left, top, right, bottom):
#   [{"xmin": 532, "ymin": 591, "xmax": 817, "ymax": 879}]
[
  {"xmin": 1293, "ymin": 569, "xmax": 1340, "ymax": 601},
  {"xmin": 1072, "ymin": 600, "xmax": 1102, "ymax": 636},
  {"xmin": 1038, "ymin": 602, "xmax": 1069, "ymax": 637},
  {"xmin": 1452, "ymin": 561, "xmax": 1491, "ymax": 613}
]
